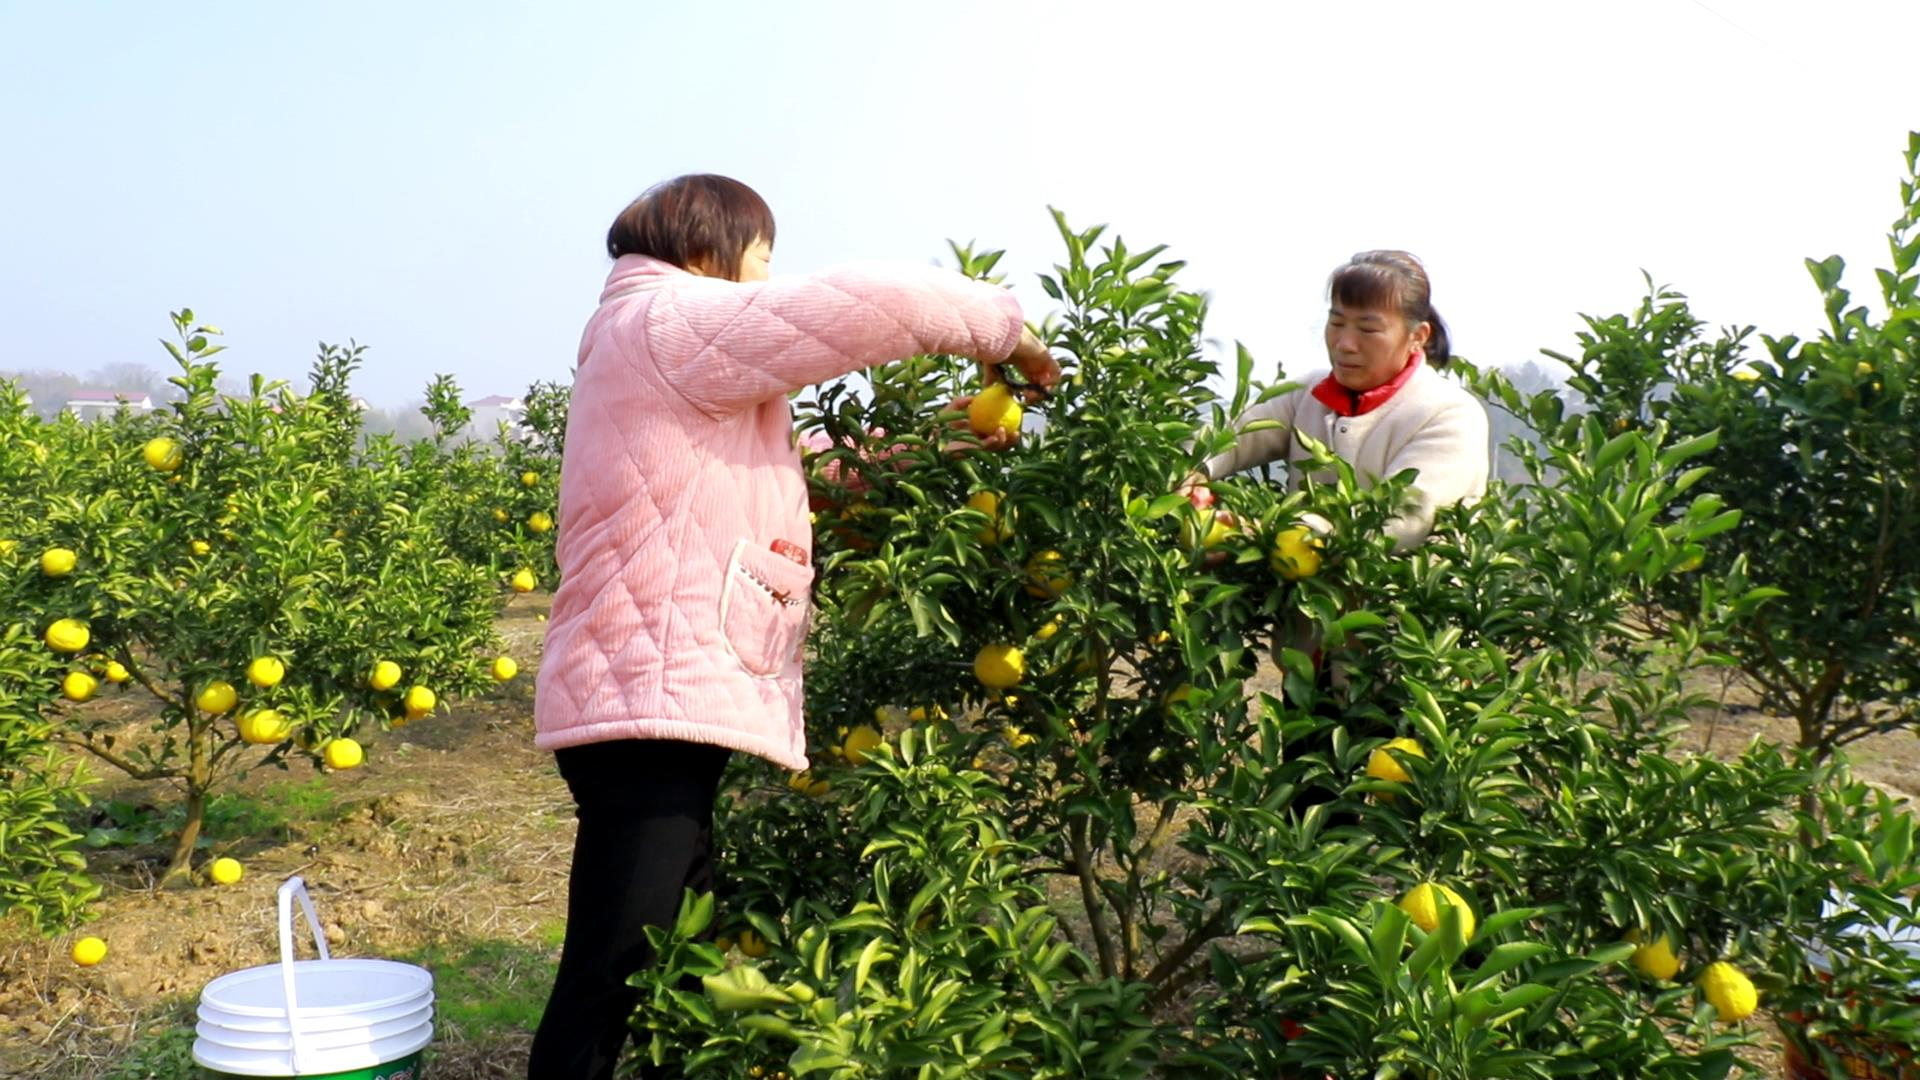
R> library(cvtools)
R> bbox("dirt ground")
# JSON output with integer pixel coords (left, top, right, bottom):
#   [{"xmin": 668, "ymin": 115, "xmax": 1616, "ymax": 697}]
[
  {"xmin": 0, "ymin": 594, "xmax": 571, "ymax": 1079},
  {"xmin": 1, "ymin": 597, "xmax": 1915, "ymax": 1078}
]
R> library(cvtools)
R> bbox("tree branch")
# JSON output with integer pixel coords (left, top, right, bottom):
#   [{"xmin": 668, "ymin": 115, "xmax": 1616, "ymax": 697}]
[
  {"xmin": 1069, "ymin": 816, "xmax": 1118, "ymax": 979},
  {"xmin": 1145, "ymin": 904, "xmax": 1235, "ymax": 1007},
  {"xmin": 54, "ymin": 731, "xmax": 175, "ymax": 782}
]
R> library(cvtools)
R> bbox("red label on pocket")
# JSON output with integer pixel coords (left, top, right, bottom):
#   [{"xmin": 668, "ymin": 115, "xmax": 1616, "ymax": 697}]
[{"xmin": 770, "ymin": 539, "xmax": 807, "ymax": 565}]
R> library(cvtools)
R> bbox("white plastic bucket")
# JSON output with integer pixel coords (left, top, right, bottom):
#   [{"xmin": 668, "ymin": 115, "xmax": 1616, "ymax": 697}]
[{"xmin": 191, "ymin": 876, "xmax": 435, "ymax": 1078}]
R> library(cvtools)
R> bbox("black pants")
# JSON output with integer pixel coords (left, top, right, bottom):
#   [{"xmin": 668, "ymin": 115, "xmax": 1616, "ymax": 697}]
[{"xmin": 528, "ymin": 739, "xmax": 732, "ymax": 1080}]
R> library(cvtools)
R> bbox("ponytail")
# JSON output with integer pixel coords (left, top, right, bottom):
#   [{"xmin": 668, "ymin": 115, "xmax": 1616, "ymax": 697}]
[{"xmin": 1424, "ymin": 307, "xmax": 1452, "ymax": 368}]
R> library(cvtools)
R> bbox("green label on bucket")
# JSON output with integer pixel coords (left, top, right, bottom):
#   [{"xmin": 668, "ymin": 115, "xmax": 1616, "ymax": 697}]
[{"xmin": 203, "ymin": 1048, "xmax": 424, "ymax": 1080}]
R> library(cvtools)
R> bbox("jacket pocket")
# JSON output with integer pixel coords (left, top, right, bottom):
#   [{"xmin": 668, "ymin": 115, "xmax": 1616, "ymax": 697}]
[{"xmin": 718, "ymin": 538, "xmax": 815, "ymax": 678}]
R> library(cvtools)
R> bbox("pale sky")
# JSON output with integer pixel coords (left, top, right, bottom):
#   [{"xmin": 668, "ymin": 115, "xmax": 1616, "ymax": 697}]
[{"xmin": 2, "ymin": 1, "xmax": 1915, "ymax": 407}]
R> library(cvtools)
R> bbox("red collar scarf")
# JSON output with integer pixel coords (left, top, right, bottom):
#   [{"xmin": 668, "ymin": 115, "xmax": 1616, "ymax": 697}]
[{"xmin": 1311, "ymin": 351, "xmax": 1424, "ymax": 418}]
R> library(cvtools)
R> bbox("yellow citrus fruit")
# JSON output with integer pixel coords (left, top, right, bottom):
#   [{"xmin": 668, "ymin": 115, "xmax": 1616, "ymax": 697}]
[
  {"xmin": 1004, "ymin": 725, "xmax": 1036, "ymax": 749},
  {"xmin": 403, "ymin": 685, "xmax": 436, "ymax": 719},
  {"xmin": 788, "ymin": 771, "xmax": 831, "ymax": 797},
  {"xmin": 492, "ymin": 508, "xmax": 508, "ymax": 523},
  {"xmin": 1627, "ymin": 929, "xmax": 1682, "ymax": 980},
  {"xmin": 142, "ymin": 436, "xmax": 184, "ymax": 471},
  {"xmin": 41, "ymin": 547, "xmax": 78, "ymax": 576},
  {"xmin": 45, "ymin": 618, "xmax": 90, "ymax": 653},
  {"xmin": 907, "ymin": 704, "xmax": 946, "ymax": 723},
  {"xmin": 1181, "ymin": 511, "xmax": 1234, "ymax": 550},
  {"xmin": 246, "ymin": 656, "xmax": 285, "ymax": 689},
  {"xmin": 1024, "ymin": 550, "xmax": 1072, "ymax": 598},
  {"xmin": 1399, "ymin": 882, "xmax": 1476, "ymax": 940},
  {"xmin": 1148, "ymin": 629, "xmax": 1172, "ymax": 647},
  {"xmin": 103, "ymin": 660, "xmax": 130, "ymax": 683},
  {"xmin": 196, "ymin": 680, "xmax": 238, "ymax": 715},
  {"xmin": 1731, "ymin": 367, "xmax": 1760, "ymax": 382},
  {"xmin": 1270, "ymin": 526, "xmax": 1324, "ymax": 581},
  {"xmin": 1034, "ymin": 618, "xmax": 1062, "ymax": 642},
  {"xmin": 974, "ymin": 644, "xmax": 1026, "ymax": 690},
  {"xmin": 70, "ymin": 936, "xmax": 107, "ymax": 966},
  {"xmin": 1697, "ymin": 961, "xmax": 1757, "ymax": 1022},
  {"xmin": 966, "ymin": 383, "xmax": 1022, "ymax": 439},
  {"xmin": 528, "ymin": 510, "xmax": 554, "ymax": 533},
  {"xmin": 63, "ymin": 671, "xmax": 99, "ymax": 702},
  {"xmin": 1366, "ymin": 738, "xmax": 1427, "ymax": 784},
  {"xmin": 208, "ymin": 857, "xmax": 243, "ymax": 886},
  {"xmin": 841, "ymin": 724, "xmax": 883, "ymax": 765},
  {"xmin": 323, "ymin": 738, "xmax": 364, "ymax": 770},
  {"xmin": 237, "ymin": 708, "xmax": 291, "ymax": 745},
  {"xmin": 491, "ymin": 656, "xmax": 519, "ymax": 682},
  {"xmin": 966, "ymin": 491, "xmax": 1009, "ymax": 544},
  {"xmin": 1856, "ymin": 361, "xmax": 1875, "ymax": 377},
  {"xmin": 520, "ymin": 470, "xmax": 540, "ymax": 487},
  {"xmin": 737, "ymin": 928, "xmax": 770, "ymax": 957},
  {"xmin": 511, "ymin": 568, "xmax": 536, "ymax": 593},
  {"xmin": 369, "ymin": 660, "xmax": 402, "ymax": 691},
  {"xmin": 189, "ymin": 539, "xmax": 211, "ymax": 556}
]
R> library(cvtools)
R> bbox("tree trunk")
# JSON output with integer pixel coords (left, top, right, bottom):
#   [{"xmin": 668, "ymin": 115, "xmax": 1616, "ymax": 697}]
[{"xmin": 161, "ymin": 720, "xmax": 213, "ymax": 885}]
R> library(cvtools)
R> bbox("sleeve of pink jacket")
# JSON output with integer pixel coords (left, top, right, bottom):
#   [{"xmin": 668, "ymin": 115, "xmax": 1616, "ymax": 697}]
[{"xmin": 645, "ymin": 263, "xmax": 1027, "ymax": 418}]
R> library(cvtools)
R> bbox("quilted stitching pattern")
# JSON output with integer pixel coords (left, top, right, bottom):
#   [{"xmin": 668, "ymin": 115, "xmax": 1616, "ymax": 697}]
[{"xmin": 533, "ymin": 256, "xmax": 1025, "ymax": 770}]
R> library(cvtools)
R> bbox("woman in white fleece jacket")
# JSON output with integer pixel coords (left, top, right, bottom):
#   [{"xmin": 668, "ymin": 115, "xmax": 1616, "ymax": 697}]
[{"xmin": 1201, "ymin": 250, "xmax": 1489, "ymax": 548}]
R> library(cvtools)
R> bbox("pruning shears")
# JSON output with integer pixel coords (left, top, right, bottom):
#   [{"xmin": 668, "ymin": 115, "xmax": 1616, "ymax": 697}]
[{"xmin": 992, "ymin": 361, "xmax": 1055, "ymax": 401}]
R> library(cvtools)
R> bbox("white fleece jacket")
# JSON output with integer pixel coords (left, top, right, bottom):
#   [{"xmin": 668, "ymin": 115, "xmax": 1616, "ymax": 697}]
[{"xmin": 1202, "ymin": 362, "xmax": 1491, "ymax": 549}]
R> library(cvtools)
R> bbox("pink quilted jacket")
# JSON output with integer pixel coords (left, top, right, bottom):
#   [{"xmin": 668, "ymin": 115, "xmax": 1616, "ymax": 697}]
[{"xmin": 533, "ymin": 255, "xmax": 1025, "ymax": 770}]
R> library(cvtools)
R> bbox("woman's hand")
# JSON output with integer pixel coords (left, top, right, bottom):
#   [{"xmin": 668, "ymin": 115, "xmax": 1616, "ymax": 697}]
[
  {"xmin": 941, "ymin": 395, "xmax": 1020, "ymax": 453},
  {"xmin": 1177, "ymin": 470, "xmax": 1214, "ymax": 509}
]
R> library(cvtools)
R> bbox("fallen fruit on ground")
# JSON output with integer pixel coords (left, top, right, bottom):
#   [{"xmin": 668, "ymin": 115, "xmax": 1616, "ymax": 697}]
[
  {"xmin": 208, "ymin": 857, "xmax": 243, "ymax": 886},
  {"xmin": 71, "ymin": 937, "xmax": 107, "ymax": 966}
]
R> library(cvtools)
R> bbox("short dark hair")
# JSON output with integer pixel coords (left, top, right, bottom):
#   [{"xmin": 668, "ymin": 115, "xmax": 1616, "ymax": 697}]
[
  {"xmin": 606, "ymin": 174, "xmax": 776, "ymax": 281},
  {"xmin": 1327, "ymin": 250, "xmax": 1453, "ymax": 367}
]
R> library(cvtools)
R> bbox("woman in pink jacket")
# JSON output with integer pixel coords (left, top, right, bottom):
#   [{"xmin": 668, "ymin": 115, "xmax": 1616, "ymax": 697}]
[{"xmin": 527, "ymin": 174, "xmax": 1058, "ymax": 1079}]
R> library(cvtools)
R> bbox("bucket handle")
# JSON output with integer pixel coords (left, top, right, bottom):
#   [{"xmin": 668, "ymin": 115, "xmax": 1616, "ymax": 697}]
[{"xmin": 277, "ymin": 875, "xmax": 332, "ymax": 1072}]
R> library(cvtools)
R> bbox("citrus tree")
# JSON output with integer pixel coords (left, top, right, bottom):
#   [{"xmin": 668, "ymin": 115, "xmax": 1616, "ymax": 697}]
[
  {"xmin": 1503, "ymin": 131, "xmax": 1920, "ymax": 760},
  {"xmin": 2, "ymin": 313, "xmax": 508, "ymax": 883},
  {"xmin": 618, "ymin": 216, "xmax": 1920, "ymax": 1077},
  {"xmin": 0, "ymin": 389, "xmax": 100, "ymax": 929}
]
